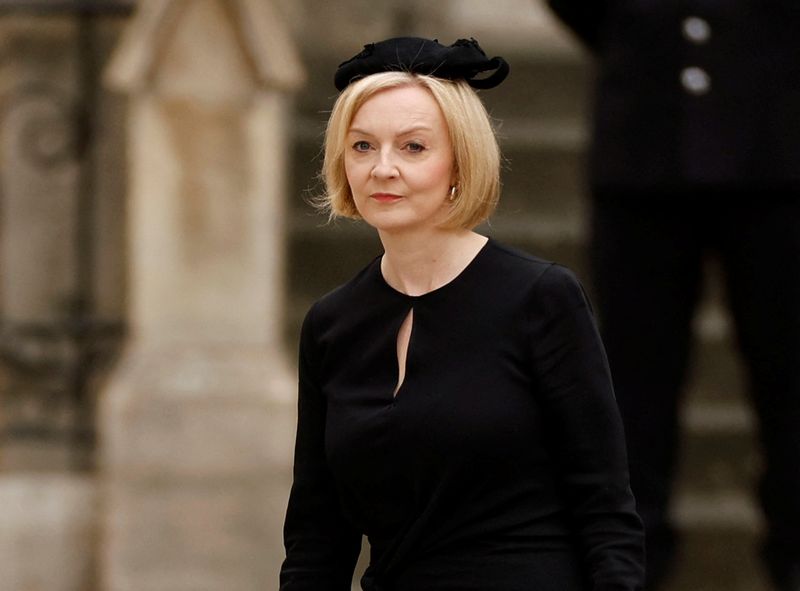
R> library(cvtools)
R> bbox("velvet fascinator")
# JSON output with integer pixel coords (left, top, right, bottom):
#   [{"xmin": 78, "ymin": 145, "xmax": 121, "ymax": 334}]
[{"xmin": 334, "ymin": 37, "xmax": 509, "ymax": 91}]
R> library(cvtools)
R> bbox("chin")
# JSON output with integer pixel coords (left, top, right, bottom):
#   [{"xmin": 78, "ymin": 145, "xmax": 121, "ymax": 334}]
[
  {"xmin": 365, "ymin": 220, "xmax": 415, "ymax": 234},
  {"xmin": 361, "ymin": 210, "xmax": 414, "ymax": 231}
]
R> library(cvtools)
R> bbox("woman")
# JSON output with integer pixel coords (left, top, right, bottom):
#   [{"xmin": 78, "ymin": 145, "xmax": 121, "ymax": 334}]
[{"xmin": 280, "ymin": 37, "xmax": 645, "ymax": 591}]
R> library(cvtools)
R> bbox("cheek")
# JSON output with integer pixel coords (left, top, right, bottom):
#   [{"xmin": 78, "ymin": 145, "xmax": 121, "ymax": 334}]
[
  {"xmin": 425, "ymin": 159, "xmax": 455, "ymax": 189},
  {"xmin": 343, "ymin": 160, "xmax": 367, "ymax": 216},
  {"xmin": 343, "ymin": 158, "xmax": 355, "ymax": 185},
  {"xmin": 344, "ymin": 158, "xmax": 367, "ymax": 191}
]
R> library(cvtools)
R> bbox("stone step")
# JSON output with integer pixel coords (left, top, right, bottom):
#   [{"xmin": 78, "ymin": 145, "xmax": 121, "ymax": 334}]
[
  {"xmin": 661, "ymin": 525, "xmax": 769, "ymax": 591},
  {"xmin": 479, "ymin": 51, "xmax": 590, "ymax": 123},
  {"xmin": 286, "ymin": 219, "xmax": 382, "ymax": 303},
  {"xmin": 674, "ymin": 490, "xmax": 760, "ymax": 531},
  {"xmin": 676, "ymin": 400, "xmax": 759, "ymax": 498},
  {"xmin": 498, "ymin": 135, "xmax": 586, "ymax": 218},
  {"xmin": 686, "ymin": 332, "xmax": 746, "ymax": 405},
  {"xmin": 671, "ymin": 496, "xmax": 762, "ymax": 588}
]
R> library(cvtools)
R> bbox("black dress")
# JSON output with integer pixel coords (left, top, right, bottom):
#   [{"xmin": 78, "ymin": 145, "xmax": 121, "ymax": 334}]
[{"xmin": 280, "ymin": 238, "xmax": 644, "ymax": 591}]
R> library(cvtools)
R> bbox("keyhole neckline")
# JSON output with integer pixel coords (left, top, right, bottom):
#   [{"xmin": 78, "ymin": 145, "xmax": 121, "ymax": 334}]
[{"xmin": 377, "ymin": 237, "xmax": 492, "ymax": 301}]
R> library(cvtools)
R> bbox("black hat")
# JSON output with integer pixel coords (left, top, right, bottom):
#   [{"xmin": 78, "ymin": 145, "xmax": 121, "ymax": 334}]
[{"xmin": 334, "ymin": 37, "xmax": 509, "ymax": 91}]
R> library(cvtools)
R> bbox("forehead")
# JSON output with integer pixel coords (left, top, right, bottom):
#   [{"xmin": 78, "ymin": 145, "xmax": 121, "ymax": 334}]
[{"xmin": 350, "ymin": 84, "xmax": 446, "ymax": 129}]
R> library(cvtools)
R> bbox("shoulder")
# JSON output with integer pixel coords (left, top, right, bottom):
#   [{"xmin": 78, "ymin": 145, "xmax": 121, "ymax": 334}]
[
  {"xmin": 481, "ymin": 240, "xmax": 590, "ymax": 319},
  {"xmin": 481, "ymin": 239, "xmax": 551, "ymax": 282},
  {"xmin": 484, "ymin": 239, "xmax": 583, "ymax": 295},
  {"xmin": 302, "ymin": 254, "xmax": 383, "ymax": 332}
]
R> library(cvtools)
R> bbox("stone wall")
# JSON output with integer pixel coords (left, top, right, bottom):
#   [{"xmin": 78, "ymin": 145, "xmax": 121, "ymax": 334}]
[
  {"xmin": 0, "ymin": 5, "xmax": 129, "ymax": 591},
  {"xmin": 100, "ymin": 2, "xmax": 302, "ymax": 590}
]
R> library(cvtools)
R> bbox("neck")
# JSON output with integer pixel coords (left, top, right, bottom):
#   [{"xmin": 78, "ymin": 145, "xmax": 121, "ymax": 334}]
[{"xmin": 378, "ymin": 228, "xmax": 488, "ymax": 296}]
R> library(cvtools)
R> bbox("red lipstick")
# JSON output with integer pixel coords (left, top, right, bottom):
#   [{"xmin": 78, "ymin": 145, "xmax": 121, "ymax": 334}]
[{"xmin": 370, "ymin": 192, "xmax": 403, "ymax": 203}]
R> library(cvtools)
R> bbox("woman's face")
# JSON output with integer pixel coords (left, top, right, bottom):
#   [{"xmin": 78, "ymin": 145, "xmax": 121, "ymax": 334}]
[{"xmin": 344, "ymin": 84, "xmax": 456, "ymax": 235}]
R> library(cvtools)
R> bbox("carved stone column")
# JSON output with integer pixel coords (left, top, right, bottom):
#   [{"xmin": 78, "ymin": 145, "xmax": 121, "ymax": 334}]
[
  {"xmin": 0, "ymin": 3, "xmax": 130, "ymax": 590},
  {"xmin": 101, "ymin": 1, "xmax": 304, "ymax": 589}
]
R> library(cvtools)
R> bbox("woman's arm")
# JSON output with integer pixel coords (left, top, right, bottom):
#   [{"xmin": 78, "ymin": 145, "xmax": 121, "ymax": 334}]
[
  {"xmin": 280, "ymin": 306, "xmax": 362, "ymax": 590},
  {"xmin": 528, "ymin": 265, "xmax": 645, "ymax": 591}
]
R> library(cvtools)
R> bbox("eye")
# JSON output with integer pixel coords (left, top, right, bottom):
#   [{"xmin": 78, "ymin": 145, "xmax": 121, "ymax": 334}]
[
  {"xmin": 352, "ymin": 140, "xmax": 371, "ymax": 152},
  {"xmin": 405, "ymin": 142, "xmax": 426, "ymax": 153}
]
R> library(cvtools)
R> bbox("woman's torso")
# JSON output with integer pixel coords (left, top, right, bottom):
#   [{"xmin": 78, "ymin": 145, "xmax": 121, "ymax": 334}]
[{"xmin": 309, "ymin": 239, "xmax": 587, "ymax": 589}]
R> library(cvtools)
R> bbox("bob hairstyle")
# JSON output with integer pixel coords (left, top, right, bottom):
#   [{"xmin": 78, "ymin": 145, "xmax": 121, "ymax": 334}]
[{"xmin": 321, "ymin": 71, "xmax": 501, "ymax": 230}]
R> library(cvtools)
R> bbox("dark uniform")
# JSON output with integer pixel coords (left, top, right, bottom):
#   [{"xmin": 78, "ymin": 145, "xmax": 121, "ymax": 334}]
[{"xmin": 545, "ymin": 1, "xmax": 800, "ymax": 589}]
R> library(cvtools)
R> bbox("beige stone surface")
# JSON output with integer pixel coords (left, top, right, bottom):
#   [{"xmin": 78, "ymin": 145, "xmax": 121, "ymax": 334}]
[
  {"xmin": 108, "ymin": 1, "xmax": 299, "ymax": 348},
  {"xmin": 0, "ymin": 16, "xmax": 80, "ymax": 323},
  {"xmin": 102, "ymin": 344, "xmax": 296, "ymax": 478},
  {"xmin": 101, "ymin": 1, "xmax": 302, "ymax": 589},
  {"xmin": 101, "ymin": 343, "xmax": 296, "ymax": 591},
  {"xmin": 105, "ymin": 0, "xmax": 304, "ymax": 94},
  {"xmin": 126, "ymin": 94, "xmax": 292, "ymax": 345},
  {"xmin": 0, "ymin": 13, "xmax": 127, "ymax": 589},
  {"xmin": 90, "ymin": 18, "xmax": 130, "ymax": 323},
  {"xmin": 103, "ymin": 478, "xmax": 292, "ymax": 591},
  {"xmin": 0, "ymin": 475, "xmax": 97, "ymax": 591}
]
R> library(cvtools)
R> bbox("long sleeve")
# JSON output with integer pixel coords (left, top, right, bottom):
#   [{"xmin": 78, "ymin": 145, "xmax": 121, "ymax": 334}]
[
  {"xmin": 280, "ymin": 304, "xmax": 362, "ymax": 590},
  {"xmin": 545, "ymin": 0, "xmax": 606, "ymax": 51},
  {"xmin": 527, "ymin": 265, "xmax": 645, "ymax": 591}
]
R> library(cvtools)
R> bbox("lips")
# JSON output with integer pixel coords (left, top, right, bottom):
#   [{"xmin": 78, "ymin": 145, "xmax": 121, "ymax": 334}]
[{"xmin": 370, "ymin": 192, "xmax": 403, "ymax": 203}]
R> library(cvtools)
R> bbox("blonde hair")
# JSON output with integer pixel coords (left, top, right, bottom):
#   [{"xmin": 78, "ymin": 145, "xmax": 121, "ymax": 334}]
[{"xmin": 321, "ymin": 72, "xmax": 501, "ymax": 230}]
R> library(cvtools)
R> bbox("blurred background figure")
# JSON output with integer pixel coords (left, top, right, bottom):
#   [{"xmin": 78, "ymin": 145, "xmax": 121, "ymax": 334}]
[{"xmin": 545, "ymin": 1, "xmax": 800, "ymax": 590}]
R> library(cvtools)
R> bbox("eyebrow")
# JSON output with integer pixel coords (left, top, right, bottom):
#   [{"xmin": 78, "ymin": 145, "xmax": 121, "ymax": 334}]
[{"xmin": 348, "ymin": 125, "xmax": 434, "ymax": 136}]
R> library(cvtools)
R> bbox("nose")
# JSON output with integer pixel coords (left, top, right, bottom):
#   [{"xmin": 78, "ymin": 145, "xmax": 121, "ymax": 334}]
[{"xmin": 370, "ymin": 149, "xmax": 398, "ymax": 179}]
